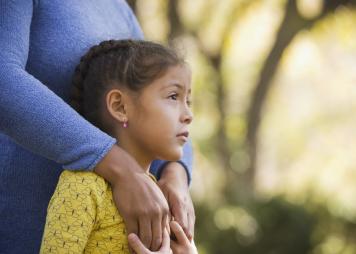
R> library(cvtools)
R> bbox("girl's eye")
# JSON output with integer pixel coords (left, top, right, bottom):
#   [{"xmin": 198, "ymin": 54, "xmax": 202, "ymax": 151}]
[
  {"xmin": 169, "ymin": 94, "xmax": 178, "ymax": 100},
  {"xmin": 187, "ymin": 100, "xmax": 192, "ymax": 107}
]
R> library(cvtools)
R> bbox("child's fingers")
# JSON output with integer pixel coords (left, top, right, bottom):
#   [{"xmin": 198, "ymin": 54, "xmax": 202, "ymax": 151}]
[
  {"xmin": 170, "ymin": 239, "xmax": 178, "ymax": 253},
  {"xmin": 128, "ymin": 233, "xmax": 149, "ymax": 254},
  {"xmin": 170, "ymin": 221, "xmax": 189, "ymax": 245}
]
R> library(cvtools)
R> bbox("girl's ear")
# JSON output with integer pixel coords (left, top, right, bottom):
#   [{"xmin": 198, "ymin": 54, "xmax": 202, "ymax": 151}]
[{"xmin": 105, "ymin": 89, "xmax": 128, "ymax": 123}]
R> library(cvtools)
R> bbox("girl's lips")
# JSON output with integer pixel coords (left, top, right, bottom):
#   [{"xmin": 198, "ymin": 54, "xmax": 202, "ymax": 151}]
[
  {"xmin": 176, "ymin": 131, "xmax": 189, "ymax": 138},
  {"xmin": 177, "ymin": 135, "xmax": 188, "ymax": 143},
  {"xmin": 176, "ymin": 131, "xmax": 189, "ymax": 143}
]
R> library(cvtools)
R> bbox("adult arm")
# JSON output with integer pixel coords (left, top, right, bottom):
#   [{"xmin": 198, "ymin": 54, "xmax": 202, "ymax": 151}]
[
  {"xmin": 0, "ymin": 1, "xmax": 115, "ymax": 169},
  {"xmin": 0, "ymin": 1, "xmax": 169, "ymax": 252}
]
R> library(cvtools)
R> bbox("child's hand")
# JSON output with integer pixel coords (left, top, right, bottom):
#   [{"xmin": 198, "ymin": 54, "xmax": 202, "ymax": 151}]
[
  {"xmin": 170, "ymin": 221, "xmax": 198, "ymax": 254},
  {"xmin": 128, "ymin": 229, "xmax": 172, "ymax": 254}
]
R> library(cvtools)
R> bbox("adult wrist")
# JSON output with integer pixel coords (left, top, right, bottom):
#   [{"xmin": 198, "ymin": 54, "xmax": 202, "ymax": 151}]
[
  {"xmin": 160, "ymin": 161, "xmax": 189, "ymax": 188},
  {"xmin": 94, "ymin": 144, "xmax": 134, "ymax": 186}
]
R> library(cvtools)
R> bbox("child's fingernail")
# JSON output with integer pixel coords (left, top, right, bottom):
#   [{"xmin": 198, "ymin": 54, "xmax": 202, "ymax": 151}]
[{"xmin": 128, "ymin": 234, "xmax": 137, "ymax": 241}]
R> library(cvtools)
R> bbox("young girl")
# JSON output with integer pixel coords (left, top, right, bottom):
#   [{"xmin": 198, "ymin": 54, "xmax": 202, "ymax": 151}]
[{"xmin": 40, "ymin": 39, "xmax": 196, "ymax": 254}]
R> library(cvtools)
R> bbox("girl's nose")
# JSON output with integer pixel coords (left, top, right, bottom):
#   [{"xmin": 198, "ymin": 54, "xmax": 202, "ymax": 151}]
[{"xmin": 181, "ymin": 106, "xmax": 193, "ymax": 124}]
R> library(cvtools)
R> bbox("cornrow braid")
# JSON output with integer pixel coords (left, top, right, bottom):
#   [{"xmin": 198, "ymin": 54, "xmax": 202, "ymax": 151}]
[
  {"xmin": 70, "ymin": 39, "xmax": 184, "ymax": 132},
  {"xmin": 71, "ymin": 40, "xmax": 129, "ymax": 115}
]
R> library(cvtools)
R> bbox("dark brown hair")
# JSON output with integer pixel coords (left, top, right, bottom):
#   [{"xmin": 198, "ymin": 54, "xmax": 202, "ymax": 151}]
[{"xmin": 70, "ymin": 39, "xmax": 185, "ymax": 130}]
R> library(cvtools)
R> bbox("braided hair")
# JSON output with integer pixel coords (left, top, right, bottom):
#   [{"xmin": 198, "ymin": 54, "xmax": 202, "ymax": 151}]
[{"xmin": 70, "ymin": 39, "xmax": 184, "ymax": 131}]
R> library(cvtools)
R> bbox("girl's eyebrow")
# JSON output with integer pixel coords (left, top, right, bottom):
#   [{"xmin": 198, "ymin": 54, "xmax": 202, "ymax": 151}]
[{"xmin": 163, "ymin": 83, "xmax": 191, "ymax": 93}]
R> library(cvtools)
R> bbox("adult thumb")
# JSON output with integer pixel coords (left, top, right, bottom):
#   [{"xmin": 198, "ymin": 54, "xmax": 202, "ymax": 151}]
[{"xmin": 128, "ymin": 233, "xmax": 148, "ymax": 254}]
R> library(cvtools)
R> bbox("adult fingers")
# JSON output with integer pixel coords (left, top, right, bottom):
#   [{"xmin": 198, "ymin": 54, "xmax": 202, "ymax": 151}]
[
  {"xmin": 170, "ymin": 221, "xmax": 189, "ymax": 245},
  {"xmin": 149, "ymin": 192, "xmax": 169, "ymax": 251},
  {"xmin": 128, "ymin": 233, "xmax": 149, "ymax": 254},
  {"xmin": 182, "ymin": 194, "xmax": 195, "ymax": 240},
  {"xmin": 126, "ymin": 219, "xmax": 139, "ymax": 254},
  {"xmin": 126, "ymin": 217, "xmax": 139, "ymax": 235},
  {"xmin": 150, "ymin": 215, "xmax": 162, "ymax": 251},
  {"xmin": 186, "ymin": 213, "xmax": 192, "ymax": 241},
  {"xmin": 139, "ymin": 217, "xmax": 152, "ymax": 249},
  {"xmin": 159, "ymin": 228, "xmax": 171, "ymax": 253},
  {"xmin": 187, "ymin": 207, "xmax": 195, "ymax": 240},
  {"xmin": 171, "ymin": 199, "xmax": 189, "ymax": 237},
  {"xmin": 164, "ymin": 213, "xmax": 171, "ymax": 237}
]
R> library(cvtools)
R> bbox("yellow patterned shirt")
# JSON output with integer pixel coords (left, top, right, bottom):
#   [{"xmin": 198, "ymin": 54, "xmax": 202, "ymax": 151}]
[{"xmin": 40, "ymin": 170, "xmax": 156, "ymax": 254}]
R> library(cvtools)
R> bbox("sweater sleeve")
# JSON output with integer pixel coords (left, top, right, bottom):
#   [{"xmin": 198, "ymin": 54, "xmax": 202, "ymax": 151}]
[
  {"xmin": 149, "ymin": 139, "xmax": 193, "ymax": 185},
  {"xmin": 0, "ymin": 0, "xmax": 116, "ymax": 170}
]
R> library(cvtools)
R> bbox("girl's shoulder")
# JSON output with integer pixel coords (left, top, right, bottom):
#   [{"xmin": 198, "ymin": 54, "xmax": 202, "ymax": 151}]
[{"xmin": 58, "ymin": 170, "xmax": 110, "ymax": 197}]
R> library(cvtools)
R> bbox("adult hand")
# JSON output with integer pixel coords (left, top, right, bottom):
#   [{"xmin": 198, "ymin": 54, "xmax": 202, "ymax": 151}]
[
  {"xmin": 95, "ymin": 145, "xmax": 169, "ymax": 252},
  {"xmin": 158, "ymin": 162, "xmax": 195, "ymax": 240},
  {"xmin": 128, "ymin": 229, "xmax": 171, "ymax": 254}
]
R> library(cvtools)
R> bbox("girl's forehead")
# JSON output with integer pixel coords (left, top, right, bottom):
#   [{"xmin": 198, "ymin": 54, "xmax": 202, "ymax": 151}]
[{"xmin": 156, "ymin": 65, "xmax": 192, "ymax": 90}]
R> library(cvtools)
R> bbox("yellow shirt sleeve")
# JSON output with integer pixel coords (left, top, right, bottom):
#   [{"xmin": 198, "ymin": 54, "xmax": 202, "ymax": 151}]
[
  {"xmin": 40, "ymin": 170, "xmax": 106, "ymax": 253},
  {"xmin": 40, "ymin": 171, "xmax": 157, "ymax": 253}
]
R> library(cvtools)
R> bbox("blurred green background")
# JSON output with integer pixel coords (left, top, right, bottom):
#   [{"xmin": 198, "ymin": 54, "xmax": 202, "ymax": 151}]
[{"xmin": 128, "ymin": 0, "xmax": 356, "ymax": 253}]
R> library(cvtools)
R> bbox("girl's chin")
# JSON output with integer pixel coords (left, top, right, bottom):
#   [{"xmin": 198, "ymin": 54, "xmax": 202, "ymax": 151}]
[{"xmin": 159, "ymin": 149, "xmax": 183, "ymax": 161}]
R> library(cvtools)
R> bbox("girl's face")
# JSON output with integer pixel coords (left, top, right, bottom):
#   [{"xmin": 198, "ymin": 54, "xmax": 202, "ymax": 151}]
[{"xmin": 124, "ymin": 65, "xmax": 193, "ymax": 166}]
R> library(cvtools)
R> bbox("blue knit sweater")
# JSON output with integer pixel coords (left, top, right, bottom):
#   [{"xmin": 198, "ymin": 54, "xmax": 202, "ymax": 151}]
[{"xmin": 0, "ymin": 1, "xmax": 193, "ymax": 253}]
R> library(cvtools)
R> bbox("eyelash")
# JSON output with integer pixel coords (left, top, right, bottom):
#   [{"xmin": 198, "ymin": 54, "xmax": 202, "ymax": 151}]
[
  {"xmin": 168, "ymin": 93, "xmax": 192, "ymax": 107},
  {"xmin": 169, "ymin": 93, "xmax": 178, "ymax": 100}
]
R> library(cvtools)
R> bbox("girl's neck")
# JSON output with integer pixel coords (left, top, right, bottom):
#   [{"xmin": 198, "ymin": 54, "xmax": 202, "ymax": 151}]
[{"xmin": 116, "ymin": 135, "xmax": 152, "ymax": 174}]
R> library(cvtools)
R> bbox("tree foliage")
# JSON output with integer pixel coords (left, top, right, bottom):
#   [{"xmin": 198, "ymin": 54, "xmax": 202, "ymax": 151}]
[{"xmin": 130, "ymin": 0, "xmax": 356, "ymax": 253}]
